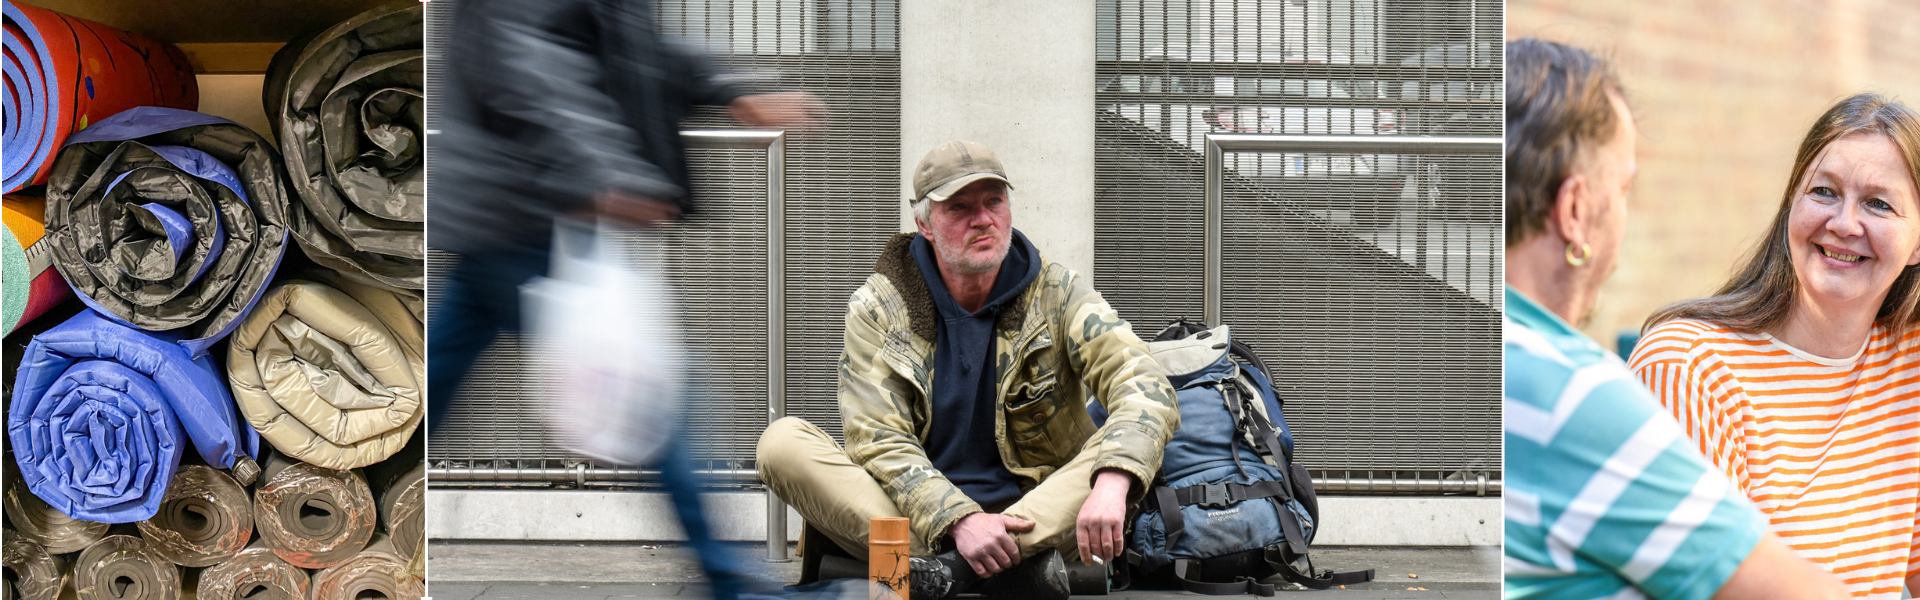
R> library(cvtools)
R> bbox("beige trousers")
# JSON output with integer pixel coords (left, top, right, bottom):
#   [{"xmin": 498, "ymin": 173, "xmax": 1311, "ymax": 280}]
[{"xmin": 756, "ymin": 416, "xmax": 1098, "ymax": 560}]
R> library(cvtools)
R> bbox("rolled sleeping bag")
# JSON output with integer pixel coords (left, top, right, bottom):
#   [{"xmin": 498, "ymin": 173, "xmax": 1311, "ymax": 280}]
[
  {"xmin": 6, "ymin": 467, "xmax": 107, "ymax": 553},
  {"xmin": 42, "ymin": 107, "xmax": 292, "ymax": 358},
  {"xmin": 4, "ymin": 196, "xmax": 73, "ymax": 334},
  {"xmin": 71, "ymin": 535, "xmax": 181, "ymax": 600},
  {"xmin": 8, "ymin": 309, "xmax": 260, "ymax": 523},
  {"xmin": 252, "ymin": 455, "xmax": 375, "ymax": 569},
  {"xmin": 2, "ymin": 2, "xmax": 199, "ymax": 193},
  {"xmin": 372, "ymin": 462, "xmax": 425, "ymax": 562},
  {"xmin": 229, "ymin": 273, "xmax": 423, "ymax": 470},
  {"xmin": 194, "ymin": 542, "xmax": 311, "ymax": 600},
  {"xmin": 310, "ymin": 535, "xmax": 425, "ymax": 600},
  {"xmin": 264, "ymin": 2, "xmax": 424, "ymax": 292},
  {"xmin": 135, "ymin": 465, "xmax": 253, "ymax": 567},
  {"xmin": 3, "ymin": 534, "xmax": 65, "ymax": 600}
]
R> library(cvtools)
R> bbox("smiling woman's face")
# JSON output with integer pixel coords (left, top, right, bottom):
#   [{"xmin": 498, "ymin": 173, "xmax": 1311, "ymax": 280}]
[{"xmin": 1788, "ymin": 131, "xmax": 1920, "ymax": 317}]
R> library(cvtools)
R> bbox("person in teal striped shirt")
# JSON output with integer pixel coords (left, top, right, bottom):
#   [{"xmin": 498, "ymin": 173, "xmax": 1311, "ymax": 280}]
[{"xmin": 1502, "ymin": 38, "xmax": 1846, "ymax": 600}]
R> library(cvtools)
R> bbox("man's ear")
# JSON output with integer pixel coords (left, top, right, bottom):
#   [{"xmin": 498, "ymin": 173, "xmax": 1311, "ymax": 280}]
[
  {"xmin": 913, "ymin": 206, "xmax": 936, "ymax": 240},
  {"xmin": 1550, "ymin": 172, "xmax": 1592, "ymax": 248}
]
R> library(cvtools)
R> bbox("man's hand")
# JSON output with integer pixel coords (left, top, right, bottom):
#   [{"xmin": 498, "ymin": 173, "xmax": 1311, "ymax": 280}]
[
  {"xmin": 594, "ymin": 190, "xmax": 679, "ymax": 225},
  {"xmin": 1076, "ymin": 469, "xmax": 1133, "ymax": 566},
  {"xmin": 950, "ymin": 512, "xmax": 1035, "ymax": 578},
  {"xmin": 729, "ymin": 92, "xmax": 825, "ymax": 130}
]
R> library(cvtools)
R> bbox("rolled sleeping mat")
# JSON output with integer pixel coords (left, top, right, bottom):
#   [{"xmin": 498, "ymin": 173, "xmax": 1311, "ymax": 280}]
[
  {"xmin": 252, "ymin": 455, "xmax": 375, "ymax": 569},
  {"xmin": 4, "ymin": 196, "xmax": 73, "ymax": 334},
  {"xmin": 42, "ymin": 107, "xmax": 292, "ymax": 358},
  {"xmin": 404, "ymin": 530, "xmax": 426, "ymax": 587},
  {"xmin": 5, "ymin": 470, "xmax": 107, "ymax": 553},
  {"xmin": 229, "ymin": 273, "xmax": 423, "ymax": 470},
  {"xmin": 2, "ymin": 2, "xmax": 199, "ymax": 193},
  {"xmin": 310, "ymin": 535, "xmax": 425, "ymax": 600},
  {"xmin": 264, "ymin": 2, "xmax": 424, "ymax": 292},
  {"xmin": 194, "ymin": 542, "xmax": 311, "ymax": 600},
  {"xmin": 7, "ymin": 309, "xmax": 261, "ymax": 523},
  {"xmin": 135, "ymin": 465, "xmax": 253, "ymax": 567},
  {"xmin": 3, "ymin": 534, "xmax": 65, "ymax": 600},
  {"xmin": 71, "ymin": 535, "xmax": 181, "ymax": 600},
  {"xmin": 371, "ymin": 462, "xmax": 425, "ymax": 562}
]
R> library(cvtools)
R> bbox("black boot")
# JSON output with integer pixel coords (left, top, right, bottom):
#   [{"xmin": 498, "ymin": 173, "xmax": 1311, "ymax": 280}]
[
  {"xmin": 977, "ymin": 548, "xmax": 1070, "ymax": 600},
  {"xmin": 908, "ymin": 551, "xmax": 981, "ymax": 600}
]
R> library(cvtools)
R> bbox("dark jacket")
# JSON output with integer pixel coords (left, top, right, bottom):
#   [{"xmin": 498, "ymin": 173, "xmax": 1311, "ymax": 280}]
[
  {"xmin": 431, "ymin": 0, "xmax": 744, "ymax": 254},
  {"xmin": 911, "ymin": 231, "xmax": 1042, "ymax": 510}
]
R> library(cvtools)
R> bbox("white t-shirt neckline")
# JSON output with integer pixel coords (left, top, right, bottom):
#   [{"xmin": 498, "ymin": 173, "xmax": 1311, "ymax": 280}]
[{"xmin": 1759, "ymin": 331, "xmax": 1869, "ymax": 367}]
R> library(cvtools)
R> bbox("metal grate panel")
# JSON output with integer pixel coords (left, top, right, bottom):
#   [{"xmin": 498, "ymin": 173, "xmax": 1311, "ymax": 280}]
[
  {"xmin": 1094, "ymin": 0, "xmax": 1502, "ymax": 483},
  {"xmin": 428, "ymin": 0, "xmax": 901, "ymax": 470}
]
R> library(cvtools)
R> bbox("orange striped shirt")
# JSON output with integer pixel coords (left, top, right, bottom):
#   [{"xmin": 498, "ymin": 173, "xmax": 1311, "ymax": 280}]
[{"xmin": 1630, "ymin": 319, "xmax": 1920, "ymax": 599}]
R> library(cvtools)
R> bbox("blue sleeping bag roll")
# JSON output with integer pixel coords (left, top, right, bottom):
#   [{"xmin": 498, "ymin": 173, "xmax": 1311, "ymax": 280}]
[{"xmin": 8, "ymin": 309, "xmax": 260, "ymax": 523}]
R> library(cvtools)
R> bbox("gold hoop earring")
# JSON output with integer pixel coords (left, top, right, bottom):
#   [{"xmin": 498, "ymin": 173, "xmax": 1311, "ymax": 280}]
[{"xmin": 1566, "ymin": 242, "xmax": 1593, "ymax": 267}]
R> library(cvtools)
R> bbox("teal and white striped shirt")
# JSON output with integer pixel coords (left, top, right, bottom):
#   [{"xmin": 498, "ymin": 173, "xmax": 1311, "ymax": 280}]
[{"xmin": 1504, "ymin": 287, "xmax": 1764, "ymax": 600}]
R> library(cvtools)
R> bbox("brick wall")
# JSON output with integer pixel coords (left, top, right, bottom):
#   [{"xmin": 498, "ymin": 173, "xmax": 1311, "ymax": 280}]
[{"xmin": 1507, "ymin": 0, "xmax": 1920, "ymax": 349}]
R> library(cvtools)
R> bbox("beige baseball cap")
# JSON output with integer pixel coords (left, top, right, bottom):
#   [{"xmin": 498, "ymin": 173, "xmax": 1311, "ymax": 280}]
[{"xmin": 912, "ymin": 140, "xmax": 1013, "ymax": 202}]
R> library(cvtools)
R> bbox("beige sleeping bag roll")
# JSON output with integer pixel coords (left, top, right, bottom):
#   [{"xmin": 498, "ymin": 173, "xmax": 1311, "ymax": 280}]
[{"xmin": 228, "ymin": 273, "xmax": 423, "ymax": 470}]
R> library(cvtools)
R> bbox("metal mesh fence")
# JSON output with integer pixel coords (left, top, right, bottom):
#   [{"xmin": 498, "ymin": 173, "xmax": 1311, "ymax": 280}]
[{"xmin": 1093, "ymin": 0, "xmax": 1502, "ymax": 483}]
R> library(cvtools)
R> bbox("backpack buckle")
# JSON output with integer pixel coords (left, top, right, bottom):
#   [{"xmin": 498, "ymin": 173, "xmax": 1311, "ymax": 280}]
[{"xmin": 1200, "ymin": 483, "xmax": 1231, "ymax": 509}]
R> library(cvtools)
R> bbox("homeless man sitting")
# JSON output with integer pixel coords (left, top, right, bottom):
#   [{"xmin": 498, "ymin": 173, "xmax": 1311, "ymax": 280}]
[{"xmin": 756, "ymin": 140, "xmax": 1180, "ymax": 600}]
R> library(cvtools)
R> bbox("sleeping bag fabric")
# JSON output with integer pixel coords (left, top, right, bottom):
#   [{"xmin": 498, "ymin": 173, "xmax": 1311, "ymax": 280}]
[
  {"xmin": 42, "ymin": 107, "xmax": 291, "ymax": 358},
  {"xmin": 8, "ymin": 309, "xmax": 260, "ymax": 523},
  {"xmin": 4, "ymin": 196, "xmax": 72, "ymax": 334},
  {"xmin": 265, "ymin": 3, "xmax": 424, "ymax": 293},
  {"xmin": 2, "ymin": 1, "xmax": 199, "ymax": 193},
  {"xmin": 229, "ymin": 273, "xmax": 423, "ymax": 470}
]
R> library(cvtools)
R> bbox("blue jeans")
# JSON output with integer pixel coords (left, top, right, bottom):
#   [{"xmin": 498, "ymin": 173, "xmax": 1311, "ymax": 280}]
[{"xmin": 429, "ymin": 244, "xmax": 742, "ymax": 600}]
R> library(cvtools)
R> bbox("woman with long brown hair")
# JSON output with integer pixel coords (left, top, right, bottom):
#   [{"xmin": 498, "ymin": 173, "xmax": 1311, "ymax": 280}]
[{"xmin": 1632, "ymin": 92, "xmax": 1920, "ymax": 598}]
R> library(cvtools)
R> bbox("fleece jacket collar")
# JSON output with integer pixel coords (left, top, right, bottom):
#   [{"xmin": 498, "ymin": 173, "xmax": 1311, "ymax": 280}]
[{"xmin": 873, "ymin": 230, "xmax": 1038, "ymax": 343}]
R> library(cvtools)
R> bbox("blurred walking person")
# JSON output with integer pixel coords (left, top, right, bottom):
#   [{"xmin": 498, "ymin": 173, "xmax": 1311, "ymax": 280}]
[
  {"xmin": 430, "ymin": 1, "xmax": 821, "ymax": 598},
  {"xmin": 1501, "ymin": 38, "xmax": 1845, "ymax": 600}
]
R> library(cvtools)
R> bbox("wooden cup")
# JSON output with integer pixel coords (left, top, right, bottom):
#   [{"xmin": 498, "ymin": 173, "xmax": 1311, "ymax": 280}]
[{"xmin": 869, "ymin": 517, "xmax": 911, "ymax": 599}]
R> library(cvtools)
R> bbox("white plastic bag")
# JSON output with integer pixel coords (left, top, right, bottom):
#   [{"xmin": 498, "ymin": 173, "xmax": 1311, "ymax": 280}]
[{"xmin": 521, "ymin": 218, "xmax": 682, "ymax": 466}]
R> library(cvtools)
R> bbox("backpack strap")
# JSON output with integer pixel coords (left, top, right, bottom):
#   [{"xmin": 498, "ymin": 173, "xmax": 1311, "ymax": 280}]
[
  {"xmin": 1165, "ymin": 480, "xmax": 1291, "ymax": 508},
  {"xmin": 1264, "ymin": 546, "xmax": 1375, "ymax": 590},
  {"xmin": 1154, "ymin": 485, "xmax": 1185, "ymax": 546},
  {"xmin": 1225, "ymin": 367, "xmax": 1294, "ymax": 465},
  {"xmin": 1216, "ymin": 378, "xmax": 1313, "ymax": 556},
  {"xmin": 1152, "ymin": 318, "xmax": 1212, "ymax": 342},
  {"xmin": 1173, "ymin": 559, "xmax": 1276, "ymax": 597}
]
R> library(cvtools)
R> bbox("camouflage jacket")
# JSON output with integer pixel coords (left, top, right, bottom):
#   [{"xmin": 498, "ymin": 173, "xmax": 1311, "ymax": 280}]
[{"xmin": 839, "ymin": 233, "xmax": 1180, "ymax": 551}]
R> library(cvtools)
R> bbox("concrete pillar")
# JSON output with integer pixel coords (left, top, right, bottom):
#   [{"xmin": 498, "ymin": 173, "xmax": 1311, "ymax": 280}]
[{"xmin": 899, "ymin": 0, "xmax": 1098, "ymax": 280}]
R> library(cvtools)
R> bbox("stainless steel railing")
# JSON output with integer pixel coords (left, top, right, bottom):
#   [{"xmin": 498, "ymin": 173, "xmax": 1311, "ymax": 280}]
[{"xmin": 1200, "ymin": 133, "xmax": 1503, "ymax": 325}]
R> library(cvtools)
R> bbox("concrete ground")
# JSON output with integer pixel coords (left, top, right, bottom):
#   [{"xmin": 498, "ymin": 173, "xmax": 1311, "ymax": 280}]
[{"xmin": 428, "ymin": 541, "xmax": 1499, "ymax": 599}]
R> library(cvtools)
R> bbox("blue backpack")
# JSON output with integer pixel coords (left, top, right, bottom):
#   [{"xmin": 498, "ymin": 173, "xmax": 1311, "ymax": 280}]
[{"xmin": 1113, "ymin": 320, "xmax": 1374, "ymax": 595}]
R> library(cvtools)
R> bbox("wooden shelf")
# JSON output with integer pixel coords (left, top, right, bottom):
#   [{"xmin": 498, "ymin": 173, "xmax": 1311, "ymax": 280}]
[{"xmin": 176, "ymin": 43, "xmax": 288, "ymax": 74}]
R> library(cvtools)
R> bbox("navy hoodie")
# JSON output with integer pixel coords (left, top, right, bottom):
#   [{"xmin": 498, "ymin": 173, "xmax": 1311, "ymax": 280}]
[{"xmin": 910, "ymin": 229, "xmax": 1040, "ymax": 510}]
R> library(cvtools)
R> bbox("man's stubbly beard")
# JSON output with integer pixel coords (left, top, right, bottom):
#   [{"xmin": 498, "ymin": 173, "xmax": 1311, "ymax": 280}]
[{"xmin": 931, "ymin": 229, "xmax": 1009, "ymax": 276}]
